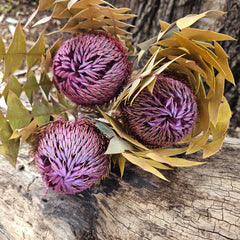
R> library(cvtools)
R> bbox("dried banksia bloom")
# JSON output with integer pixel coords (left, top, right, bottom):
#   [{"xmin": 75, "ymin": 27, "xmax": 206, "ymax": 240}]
[
  {"xmin": 34, "ymin": 118, "xmax": 110, "ymax": 194},
  {"xmin": 121, "ymin": 75, "xmax": 198, "ymax": 147},
  {"xmin": 53, "ymin": 32, "xmax": 132, "ymax": 107}
]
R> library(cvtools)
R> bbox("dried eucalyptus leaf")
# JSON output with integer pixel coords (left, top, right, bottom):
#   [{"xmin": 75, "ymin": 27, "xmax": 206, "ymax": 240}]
[
  {"xmin": 56, "ymin": 91, "xmax": 76, "ymax": 109},
  {"xmin": 103, "ymin": 12, "xmax": 136, "ymax": 21},
  {"xmin": 156, "ymin": 38, "xmax": 178, "ymax": 48},
  {"xmin": 0, "ymin": 111, "xmax": 13, "ymax": 143},
  {"xmin": 103, "ymin": 19, "xmax": 134, "ymax": 28},
  {"xmin": 175, "ymin": 33, "xmax": 224, "ymax": 74},
  {"xmin": 23, "ymin": 71, "xmax": 39, "ymax": 104},
  {"xmin": 142, "ymin": 159, "xmax": 171, "ymax": 170},
  {"xmin": 208, "ymin": 74, "xmax": 224, "ymax": 126},
  {"xmin": 105, "ymin": 136, "xmax": 134, "ymax": 154},
  {"xmin": 176, "ymin": 10, "xmax": 225, "ymax": 30},
  {"xmin": 9, "ymin": 129, "xmax": 22, "ymax": 140},
  {"xmin": 214, "ymin": 41, "xmax": 235, "ymax": 85},
  {"xmin": 157, "ymin": 22, "xmax": 179, "ymax": 41},
  {"xmin": 0, "ymin": 115, "xmax": 19, "ymax": 166},
  {"xmin": 146, "ymin": 151, "xmax": 205, "ymax": 167},
  {"xmin": 210, "ymin": 96, "xmax": 231, "ymax": 141},
  {"xmin": 118, "ymin": 154, "xmax": 126, "ymax": 177},
  {"xmin": 131, "ymin": 54, "xmax": 184, "ymax": 102},
  {"xmin": 24, "ymin": 9, "xmax": 38, "ymax": 28},
  {"xmin": 50, "ymin": 37, "xmax": 62, "ymax": 58},
  {"xmin": 181, "ymin": 28, "xmax": 235, "ymax": 41},
  {"xmin": 33, "ymin": 15, "xmax": 52, "ymax": 27},
  {"xmin": 44, "ymin": 0, "xmax": 135, "ymax": 35},
  {"xmin": 174, "ymin": 33, "xmax": 217, "ymax": 89},
  {"xmin": 128, "ymin": 78, "xmax": 141, "ymax": 99},
  {"xmin": 153, "ymin": 54, "xmax": 185, "ymax": 76},
  {"xmin": 186, "ymin": 131, "xmax": 210, "ymax": 155},
  {"xmin": 0, "ymin": 36, "xmax": 5, "ymax": 63},
  {"xmin": 0, "ymin": 140, "xmax": 19, "ymax": 167},
  {"xmin": 131, "ymin": 75, "xmax": 156, "ymax": 103},
  {"xmin": 52, "ymin": 2, "xmax": 72, "ymax": 19},
  {"xmin": 136, "ymin": 36, "xmax": 157, "ymax": 62},
  {"xmin": 41, "ymin": 49, "xmax": 52, "ymax": 71},
  {"xmin": 73, "ymin": 19, "xmax": 106, "ymax": 32},
  {"xmin": 140, "ymin": 48, "xmax": 160, "ymax": 76},
  {"xmin": 6, "ymin": 91, "xmax": 32, "ymax": 130},
  {"xmin": 67, "ymin": 0, "xmax": 78, "ymax": 9},
  {"xmin": 3, "ymin": 21, "xmax": 26, "ymax": 80},
  {"xmin": 51, "ymin": 97, "xmax": 67, "ymax": 117},
  {"xmin": 159, "ymin": 20, "xmax": 170, "ymax": 31},
  {"xmin": 38, "ymin": 0, "xmax": 55, "ymax": 11},
  {"xmin": 27, "ymin": 30, "xmax": 45, "ymax": 70},
  {"xmin": 95, "ymin": 121, "xmax": 115, "ymax": 137},
  {"xmin": 122, "ymin": 152, "xmax": 169, "ymax": 181},
  {"xmin": 32, "ymin": 96, "xmax": 53, "ymax": 125},
  {"xmin": 203, "ymin": 134, "xmax": 226, "ymax": 158},
  {"xmin": 39, "ymin": 71, "xmax": 52, "ymax": 98},
  {"xmin": 69, "ymin": 7, "xmax": 102, "ymax": 20},
  {"xmin": 141, "ymin": 147, "xmax": 188, "ymax": 157},
  {"xmin": 102, "ymin": 26, "xmax": 131, "ymax": 35},
  {"xmin": 147, "ymin": 78, "xmax": 156, "ymax": 94},
  {"xmin": 2, "ymin": 75, "xmax": 22, "ymax": 100},
  {"xmin": 10, "ymin": 118, "xmax": 38, "ymax": 145},
  {"xmin": 70, "ymin": 0, "xmax": 106, "ymax": 8}
]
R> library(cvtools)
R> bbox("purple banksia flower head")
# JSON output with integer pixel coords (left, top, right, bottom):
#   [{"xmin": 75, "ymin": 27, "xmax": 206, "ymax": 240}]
[
  {"xmin": 53, "ymin": 32, "xmax": 132, "ymax": 107},
  {"xmin": 121, "ymin": 74, "xmax": 198, "ymax": 147},
  {"xmin": 34, "ymin": 117, "xmax": 110, "ymax": 194}
]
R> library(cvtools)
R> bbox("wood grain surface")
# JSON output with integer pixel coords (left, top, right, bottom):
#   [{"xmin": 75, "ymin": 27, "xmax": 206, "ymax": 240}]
[{"xmin": 0, "ymin": 137, "xmax": 240, "ymax": 240}]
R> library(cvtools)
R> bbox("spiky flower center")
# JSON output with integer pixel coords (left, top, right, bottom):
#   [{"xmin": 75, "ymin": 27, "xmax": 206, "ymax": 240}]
[
  {"xmin": 53, "ymin": 32, "xmax": 131, "ymax": 106},
  {"xmin": 121, "ymin": 75, "xmax": 198, "ymax": 147},
  {"xmin": 35, "ymin": 118, "xmax": 110, "ymax": 194}
]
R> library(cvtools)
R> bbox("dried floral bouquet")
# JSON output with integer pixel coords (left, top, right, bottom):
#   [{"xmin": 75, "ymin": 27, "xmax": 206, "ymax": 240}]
[{"xmin": 0, "ymin": 0, "xmax": 235, "ymax": 194}]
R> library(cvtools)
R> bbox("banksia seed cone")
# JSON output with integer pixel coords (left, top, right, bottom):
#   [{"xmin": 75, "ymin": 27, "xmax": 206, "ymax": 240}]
[
  {"xmin": 121, "ymin": 74, "xmax": 198, "ymax": 147},
  {"xmin": 53, "ymin": 32, "xmax": 131, "ymax": 107},
  {"xmin": 34, "ymin": 118, "xmax": 110, "ymax": 194}
]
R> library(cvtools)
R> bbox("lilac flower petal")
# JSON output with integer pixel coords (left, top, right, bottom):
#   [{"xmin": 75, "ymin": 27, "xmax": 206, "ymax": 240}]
[
  {"xmin": 53, "ymin": 32, "xmax": 132, "ymax": 107},
  {"xmin": 121, "ymin": 74, "xmax": 198, "ymax": 147},
  {"xmin": 34, "ymin": 118, "xmax": 110, "ymax": 194}
]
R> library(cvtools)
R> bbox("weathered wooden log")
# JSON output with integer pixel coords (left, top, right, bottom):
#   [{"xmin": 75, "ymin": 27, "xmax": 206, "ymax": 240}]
[{"xmin": 0, "ymin": 136, "xmax": 240, "ymax": 240}]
